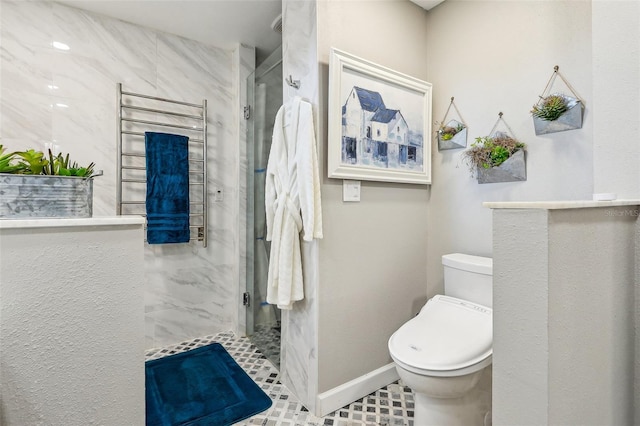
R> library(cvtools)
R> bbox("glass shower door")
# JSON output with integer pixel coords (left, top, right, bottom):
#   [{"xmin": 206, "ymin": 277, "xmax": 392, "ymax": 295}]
[{"xmin": 245, "ymin": 47, "xmax": 282, "ymax": 368}]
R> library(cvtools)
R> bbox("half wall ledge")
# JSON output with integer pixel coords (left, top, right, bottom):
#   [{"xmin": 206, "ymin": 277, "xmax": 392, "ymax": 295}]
[
  {"xmin": 483, "ymin": 199, "xmax": 640, "ymax": 210},
  {"xmin": 486, "ymin": 199, "xmax": 640, "ymax": 426}
]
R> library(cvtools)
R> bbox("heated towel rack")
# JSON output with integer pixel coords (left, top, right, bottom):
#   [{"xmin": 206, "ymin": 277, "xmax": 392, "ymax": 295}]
[{"xmin": 116, "ymin": 83, "xmax": 208, "ymax": 247}]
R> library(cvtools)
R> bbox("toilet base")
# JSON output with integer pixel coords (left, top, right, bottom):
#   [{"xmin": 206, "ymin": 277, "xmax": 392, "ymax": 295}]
[{"xmin": 412, "ymin": 367, "xmax": 492, "ymax": 426}]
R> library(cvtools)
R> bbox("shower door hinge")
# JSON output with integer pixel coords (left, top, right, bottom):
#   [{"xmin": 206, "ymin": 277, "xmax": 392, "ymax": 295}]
[
  {"xmin": 243, "ymin": 292, "xmax": 250, "ymax": 307},
  {"xmin": 243, "ymin": 105, "xmax": 251, "ymax": 120}
]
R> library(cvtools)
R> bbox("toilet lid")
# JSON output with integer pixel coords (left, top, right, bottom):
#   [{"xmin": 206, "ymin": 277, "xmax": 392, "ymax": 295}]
[{"xmin": 389, "ymin": 295, "xmax": 492, "ymax": 372}]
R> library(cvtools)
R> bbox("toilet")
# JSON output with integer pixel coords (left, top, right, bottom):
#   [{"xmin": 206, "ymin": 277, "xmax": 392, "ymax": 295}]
[{"xmin": 388, "ymin": 253, "xmax": 493, "ymax": 426}]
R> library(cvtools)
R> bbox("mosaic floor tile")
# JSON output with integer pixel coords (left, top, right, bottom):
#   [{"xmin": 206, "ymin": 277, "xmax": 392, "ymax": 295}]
[
  {"xmin": 146, "ymin": 331, "xmax": 414, "ymax": 426},
  {"xmin": 249, "ymin": 321, "xmax": 281, "ymax": 369}
]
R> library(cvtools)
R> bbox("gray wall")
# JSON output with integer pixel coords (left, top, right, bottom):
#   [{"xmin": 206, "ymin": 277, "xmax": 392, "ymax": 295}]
[
  {"xmin": 424, "ymin": 0, "xmax": 594, "ymax": 298},
  {"xmin": 312, "ymin": 0, "xmax": 599, "ymax": 397},
  {"xmin": 316, "ymin": 0, "xmax": 430, "ymax": 393}
]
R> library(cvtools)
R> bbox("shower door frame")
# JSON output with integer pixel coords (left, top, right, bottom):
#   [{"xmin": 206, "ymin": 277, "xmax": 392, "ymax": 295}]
[{"xmin": 244, "ymin": 46, "xmax": 283, "ymax": 346}]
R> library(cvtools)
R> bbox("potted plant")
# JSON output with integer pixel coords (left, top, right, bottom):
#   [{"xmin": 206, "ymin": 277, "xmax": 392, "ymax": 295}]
[
  {"xmin": 0, "ymin": 145, "xmax": 98, "ymax": 218},
  {"xmin": 531, "ymin": 92, "xmax": 583, "ymax": 135},
  {"xmin": 462, "ymin": 132, "xmax": 526, "ymax": 184},
  {"xmin": 437, "ymin": 119, "xmax": 467, "ymax": 150}
]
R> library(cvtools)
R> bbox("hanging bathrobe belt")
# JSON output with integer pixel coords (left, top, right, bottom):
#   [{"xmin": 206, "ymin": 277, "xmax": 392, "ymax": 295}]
[{"xmin": 275, "ymin": 193, "xmax": 303, "ymax": 232}]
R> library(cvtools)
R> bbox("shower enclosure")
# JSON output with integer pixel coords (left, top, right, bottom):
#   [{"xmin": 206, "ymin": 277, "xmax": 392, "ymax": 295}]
[{"xmin": 245, "ymin": 46, "xmax": 282, "ymax": 368}]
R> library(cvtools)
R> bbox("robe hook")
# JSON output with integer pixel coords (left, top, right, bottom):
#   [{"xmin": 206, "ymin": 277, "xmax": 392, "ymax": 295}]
[{"xmin": 286, "ymin": 75, "xmax": 300, "ymax": 89}]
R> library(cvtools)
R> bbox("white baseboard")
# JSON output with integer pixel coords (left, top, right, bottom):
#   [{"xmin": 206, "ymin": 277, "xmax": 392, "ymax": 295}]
[{"xmin": 315, "ymin": 362, "xmax": 400, "ymax": 417}]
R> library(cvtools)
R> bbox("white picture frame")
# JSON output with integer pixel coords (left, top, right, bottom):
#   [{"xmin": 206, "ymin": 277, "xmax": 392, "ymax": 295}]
[{"xmin": 328, "ymin": 48, "xmax": 432, "ymax": 185}]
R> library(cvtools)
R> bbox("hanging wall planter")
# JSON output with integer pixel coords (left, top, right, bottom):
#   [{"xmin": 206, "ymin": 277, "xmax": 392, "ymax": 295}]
[
  {"xmin": 531, "ymin": 66, "xmax": 584, "ymax": 136},
  {"xmin": 437, "ymin": 97, "xmax": 468, "ymax": 150},
  {"xmin": 463, "ymin": 113, "xmax": 526, "ymax": 184},
  {"xmin": 476, "ymin": 148, "xmax": 526, "ymax": 184}
]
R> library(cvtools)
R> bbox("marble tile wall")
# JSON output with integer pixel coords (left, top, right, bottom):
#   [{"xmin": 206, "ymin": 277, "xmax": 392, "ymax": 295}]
[
  {"xmin": 0, "ymin": 0, "xmax": 248, "ymax": 348},
  {"xmin": 280, "ymin": 0, "xmax": 320, "ymax": 413}
]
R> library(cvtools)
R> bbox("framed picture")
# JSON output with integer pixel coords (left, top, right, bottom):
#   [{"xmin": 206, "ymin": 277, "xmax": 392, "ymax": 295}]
[{"xmin": 328, "ymin": 48, "xmax": 432, "ymax": 185}]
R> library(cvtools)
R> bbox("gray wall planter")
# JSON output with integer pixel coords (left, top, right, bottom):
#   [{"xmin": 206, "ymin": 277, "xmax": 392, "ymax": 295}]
[
  {"xmin": 532, "ymin": 65, "xmax": 585, "ymax": 136},
  {"xmin": 0, "ymin": 174, "xmax": 93, "ymax": 218},
  {"xmin": 477, "ymin": 149, "xmax": 526, "ymax": 184},
  {"xmin": 533, "ymin": 97, "xmax": 584, "ymax": 136},
  {"xmin": 438, "ymin": 119, "xmax": 467, "ymax": 150}
]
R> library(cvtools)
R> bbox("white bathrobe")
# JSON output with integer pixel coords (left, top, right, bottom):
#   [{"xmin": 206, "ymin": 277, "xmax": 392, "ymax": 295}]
[{"xmin": 265, "ymin": 96, "xmax": 323, "ymax": 310}]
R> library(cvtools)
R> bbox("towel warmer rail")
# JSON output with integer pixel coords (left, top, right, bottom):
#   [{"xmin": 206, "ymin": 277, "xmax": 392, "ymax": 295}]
[{"xmin": 116, "ymin": 83, "xmax": 208, "ymax": 247}]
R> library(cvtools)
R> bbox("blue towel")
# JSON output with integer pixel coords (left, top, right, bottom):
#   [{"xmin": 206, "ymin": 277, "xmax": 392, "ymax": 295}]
[{"xmin": 145, "ymin": 132, "xmax": 190, "ymax": 244}]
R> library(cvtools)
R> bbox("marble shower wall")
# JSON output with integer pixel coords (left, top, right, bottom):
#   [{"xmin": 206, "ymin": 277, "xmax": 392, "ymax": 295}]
[{"xmin": 0, "ymin": 0, "xmax": 248, "ymax": 348}]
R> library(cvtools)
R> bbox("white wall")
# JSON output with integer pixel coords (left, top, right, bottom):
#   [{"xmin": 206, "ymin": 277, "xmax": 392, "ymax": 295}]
[
  {"xmin": 425, "ymin": 0, "xmax": 593, "ymax": 296},
  {"xmin": 316, "ymin": 0, "xmax": 430, "ymax": 394},
  {"xmin": 0, "ymin": 218, "xmax": 145, "ymax": 425},
  {"xmin": 592, "ymin": 0, "xmax": 640, "ymax": 197},
  {"xmin": 581, "ymin": 1, "xmax": 640, "ymax": 421},
  {"xmin": 0, "ymin": 0, "xmax": 246, "ymax": 348}
]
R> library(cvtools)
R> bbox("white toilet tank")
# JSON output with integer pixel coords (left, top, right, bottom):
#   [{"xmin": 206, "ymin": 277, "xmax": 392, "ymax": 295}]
[{"xmin": 442, "ymin": 254, "xmax": 493, "ymax": 308}]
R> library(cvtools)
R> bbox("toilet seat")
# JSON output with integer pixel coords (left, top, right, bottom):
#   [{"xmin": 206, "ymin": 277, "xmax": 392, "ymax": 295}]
[{"xmin": 388, "ymin": 295, "xmax": 492, "ymax": 377}]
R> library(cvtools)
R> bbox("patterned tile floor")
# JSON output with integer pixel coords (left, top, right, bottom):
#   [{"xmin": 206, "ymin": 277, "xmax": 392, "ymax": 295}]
[
  {"xmin": 145, "ymin": 331, "xmax": 414, "ymax": 426},
  {"xmin": 250, "ymin": 321, "xmax": 282, "ymax": 369}
]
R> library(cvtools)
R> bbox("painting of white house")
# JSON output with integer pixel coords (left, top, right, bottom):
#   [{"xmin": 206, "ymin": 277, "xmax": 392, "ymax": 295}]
[
  {"xmin": 328, "ymin": 48, "xmax": 432, "ymax": 184},
  {"xmin": 341, "ymin": 68, "xmax": 424, "ymax": 172}
]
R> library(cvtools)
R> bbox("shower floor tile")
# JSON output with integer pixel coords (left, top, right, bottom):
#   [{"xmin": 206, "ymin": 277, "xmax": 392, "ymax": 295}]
[
  {"xmin": 250, "ymin": 321, "xmax": 281, "ymax": 369},
  {"xmin": 146, "ymin": 331, "xmax": 414, "ymax": 426}
]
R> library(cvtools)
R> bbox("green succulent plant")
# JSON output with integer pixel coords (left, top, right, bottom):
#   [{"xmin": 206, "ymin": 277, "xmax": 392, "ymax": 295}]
[
  {"xmin": 0, "ymin": 146, "xmax": 96, "ymax": 178},
  {"xmin": 51, "ymin": 151, "xmax": 95, "ymax": 177},
  {"xmin": 0, "ymin": 145, "xmax": 27, "ymax": 173},
  {"xmin": 531, "ymin": 94, "xmax": 569, "ymax": 121},
  {"xmin": 489, "ymin": 145, "xmax": 510, "ymax": 167},
  {"xmin": 436, "ymin": 120, "xmax": 465, "ymax": 141},
  {"xmin": 438, "ymin": 122, "xmax": 465, "ymax": 141},
  {"xmin": 16, "ymin": 149, "xmax": 49, "ymax": 175}
]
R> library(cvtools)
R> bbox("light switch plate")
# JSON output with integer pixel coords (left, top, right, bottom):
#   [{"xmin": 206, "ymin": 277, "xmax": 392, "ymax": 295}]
[{"xmin": 343, "ymin": 180, "xmax": 361, "ymax": 202}]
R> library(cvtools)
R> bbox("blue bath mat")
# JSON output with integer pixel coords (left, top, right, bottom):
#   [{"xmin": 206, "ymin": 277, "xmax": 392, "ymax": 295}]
[{"xmin": 145, "ymin": 343, "xmax": 272, "ymax": 426}]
